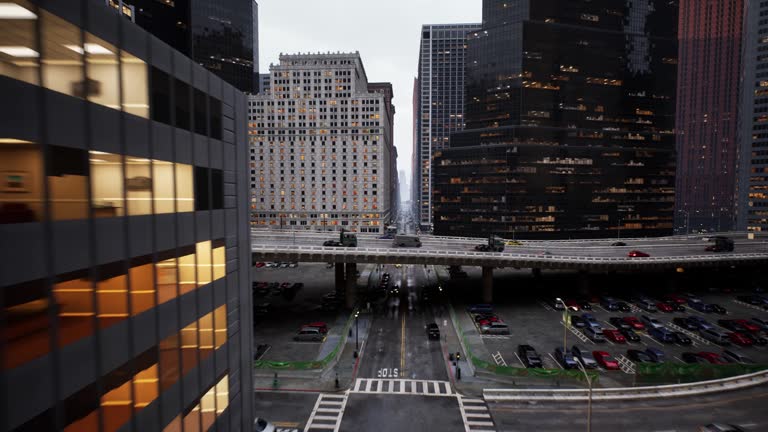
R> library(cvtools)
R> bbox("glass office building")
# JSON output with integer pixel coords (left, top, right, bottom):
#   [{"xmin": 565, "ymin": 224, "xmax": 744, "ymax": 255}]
[
  {"xmin": 0, "ymin": 1, "xmax": 254, "ymax": 430},
  {"xmin": 434, "ymin": 0, "xmax": 679, "ymax": 239},
  {"xmin": 120, "ymin": 0, "xmax": 258, "ymax": 94}
]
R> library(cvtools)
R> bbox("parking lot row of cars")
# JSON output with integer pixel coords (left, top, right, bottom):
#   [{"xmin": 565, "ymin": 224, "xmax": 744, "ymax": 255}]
[{"xmin": 254, "ymin": 261, "xmax": 299, "ymax": 269}]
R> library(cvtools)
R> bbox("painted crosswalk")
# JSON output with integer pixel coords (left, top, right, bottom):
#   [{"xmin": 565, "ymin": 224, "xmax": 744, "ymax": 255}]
[
  {"xmin": 304, "ymin": 393, "xmax": 348, "ymax": 432},
  {"xmin": 458, "ymin": 396, "xmax": 496, "ymax": 432},
  {"xmin": 351, "ymin": 378, "xmax": 453, "ymax": 396}
]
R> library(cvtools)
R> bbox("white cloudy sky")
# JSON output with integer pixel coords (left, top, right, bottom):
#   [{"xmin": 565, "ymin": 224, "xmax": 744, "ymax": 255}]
[{"xmin": 258, "ymin": 0, "xmax": 482, "ymax": 185}]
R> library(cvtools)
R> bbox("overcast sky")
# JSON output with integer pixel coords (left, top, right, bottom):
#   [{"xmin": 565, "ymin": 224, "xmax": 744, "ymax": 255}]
[{"xmin": 258, "ymin": 0, "xmax": 482, "ymax": 185}]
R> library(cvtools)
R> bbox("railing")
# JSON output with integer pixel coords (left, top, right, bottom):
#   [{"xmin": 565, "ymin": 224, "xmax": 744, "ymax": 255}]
[{"xmin": 483, "ymin": 368, "xmax": 768, "ymax": 401}]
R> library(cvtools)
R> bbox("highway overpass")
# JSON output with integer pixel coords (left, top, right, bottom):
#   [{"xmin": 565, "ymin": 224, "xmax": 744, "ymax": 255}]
[{"xmin": 250, "ymin": 230, "xmax": 768, "ymax": 304}]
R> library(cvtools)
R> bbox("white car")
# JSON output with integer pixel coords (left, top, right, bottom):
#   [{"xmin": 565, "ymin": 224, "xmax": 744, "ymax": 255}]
[{"xmin": 254, "ymin": 418, "xmax": 275, "ymax": 432}]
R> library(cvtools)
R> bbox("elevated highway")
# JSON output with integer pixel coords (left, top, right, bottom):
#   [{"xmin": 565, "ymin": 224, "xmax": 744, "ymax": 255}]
[{"xmin": 250, "ymin": 230, "xmax": 768, "ymax": 304}]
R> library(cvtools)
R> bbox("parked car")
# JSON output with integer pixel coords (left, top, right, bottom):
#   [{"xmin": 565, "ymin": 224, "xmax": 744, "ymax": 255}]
[
  {"xmin": 687, "ymin": 316, "xmax": 715, "ymax": 331},
  {"xmin": 722, "ymin": 350, "xmax": 755, "ymax": 364},
  {"xmin": 304, "ymin": 322, "xmax": 328, "ymax": 334},
  {"xmin": 550, "ymin": 298, "xmax": 566, "ymax": 311},
  {"xmin": 681, "ymin": 352, "xmax": 710, "ymax": 364},
  {"xmin": 718, "ymin": 320, "xmax": 746, "ymax": 333},
  {"xmin": 696, "ymin": 351, "xmax": 729, "ymax": 365},
  {"xmin": 592, "ymin": 351, "xmax": 620, "ymax": 370},
  {"xmin": 689, "ymin": 300, "xmax": 714, "ymax": 313},
  {"xmin": 672, "ymin": 331, "xmax": 693, "ymax": 346},
  {"xmin": 254, "ymin": 262, "xmax": 265, "ymax": 268},
  {"xmin": 656, "ymin": 302, "xmax": 674, "ymax": 313},
  {"xmin": 603, "ymin": 329, "xmax": 627, "ymax": 344},
  {"xmin": 564, "ymin": 299, "xmax": 580, "ymax": 311},
  {"xmin": 644, "ymin": 347, "xmax": 666, "ymax": 363},
  {"xmin": 601, "ymin": 297, "xmax": 620, "ymax": 311},
  {"xmin": 664, "ymin": 301, "xmax": 685, "ymax": 312},
  {"xmin": 710, "ymin": 303, "xmax": 727, "ymax": 315},
  {"xmin": 626, "ymin": 349, "xmax": 653, "ymax": 363},
  {"xmin": 570, "ymin": 315, "xmax": 587, "ymax": 328},
  {"xmin": 700, "ymin": 328, "xmax": 732, "ymax": 346},
  {"xmin": 571, "ymin": 345, "xmax": 598, "ymax": 368},
  {"xmin": 740, "ymin": 332, "xmax": 768, "ymax": 346},
  {"xmin": 294, "ymin": 326, "xmax": 325, "ymax": 342},
  {"xmin": 751, "ymin": 317, "xmax": 768, "ymax": 330},
  {"xmin": 649, "ymin": 327, "xmax": 676, "ymax": 344},
  {"xmin": 616, "ymin": 302, "xmax": 631, "ymax": 312},
  {"xmin": 737, "ymin": 295, "xmax": 765, "ymax": 306},
  {"xmin": 554, "ymin": 347, "xmax": 578, "ymax": 369},
  {"xmin": 641, "ymin": 315, "xmax": 665, "ymax": 329},
  {"xmin": 480, "ymin": 321, "xmax": 510, "ymax": 335},
  {"xmin": 426, "ymin": 323, "xmax": 440, "ymax": 340},
  {"xmin": 579, "ymin": 300, "xmax": 593, "ymax": 311},
  {"xmin": 628, "ymin": 250, "xmax": 650, "ymax": 257},
  {"xmin": 664, "ymin": 294, "xmax": 688, "ymax": 305},
  {"xmin": 584, "ymin": 327, "xmax": 606, "ymax": 343},
  {"xmin": 611, "ymin": 241, "xmax": 627, "ymax": 246},
  {"xmin": 619, "ymin": 328, "xmax": 642, "ymax": 342},
  {"xmin": 673, "ymin": 317, "xmax": 699, "ymax": 331},
  {"xmin": 609, "ymin": 317, "xmax": 632, "ymax": 330},
  {"xmin": 729, "ymin": 332, "xmax": 755, "ymax": 347},
  {"xmin": 732, "ymin": 319, "xmax": 762, "ymax": 333},
  {"xmin": 699, "ymin": 423, "xmax": 746, "ymax": 432},
  {"xmin": 517, "ymin": 345, "xmax": 543, "ymax": 368},
  {"xmin": 622, "ymin": 316, "xmax": 646, "ymax": 330}
]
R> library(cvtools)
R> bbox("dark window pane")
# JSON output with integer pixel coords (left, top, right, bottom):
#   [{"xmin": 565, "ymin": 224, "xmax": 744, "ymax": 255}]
[
  {"xmin": 194, "ymin": 166, "xmax": 210, "ymax": 211},
  {"xmin": 174, "ymin": 79, "xmax": 190, "ymax": 130},
  {"xmin": 193, "ymin": 88, "xmax": 207, "ymax": 136},
  {"xmin": 209, "ymin": 96, "xmax": 222, "ymax": 140},
  {"xmin": 211, "ymin": 169, "xmax": 223, "ymax": 209},
  {"xmin": 150, "ymin": 67, "xmax": 171, "ymax": 124}
]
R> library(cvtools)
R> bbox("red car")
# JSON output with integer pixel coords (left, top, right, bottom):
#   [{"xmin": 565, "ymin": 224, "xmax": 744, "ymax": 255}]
[
  {"xmin": 592, "ymin": 351, "xmax": 620, "ymax": 370},
  {"xmin": 729, "ymin": 332, "xmax": 754, "ymax": 347},
  {"xmin": 656, "ymin": 302, "xmax": 674, "ymax": 313},
  {"xmin": 664, "ymin": 294, "xmax": 687, "ymax": 305},
  {"xmin": 255, "ymin": 262, "xmax": 265, "ymax": 268},
  {"xmin": 696, "ymin": 352, "xmax": 728, "ymax": 365},
  {"xmin": 733, "ymin": 319, "xmax": 762, "ymax": 333},
  {"xmin": 603, "ymin": 329, "xmax": 627, "ymax": 344},
  {"xmin": 622, "ymin": 316, "xmax": 646, "ymax": 330},
  {"xmin": 565, "ymin": 299, "xmax": 580, "ymax": 311},
  {"xmin": 628, "ymin": 250, "xmax": 650, "ymax": 258}
]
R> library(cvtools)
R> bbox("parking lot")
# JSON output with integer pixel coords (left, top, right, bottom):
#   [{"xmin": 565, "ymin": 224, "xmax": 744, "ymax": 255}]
[
  {"xmin": 445, "ymin": 267, "xmax": 768, "ymax": 386},
  {"xmin": 252, "ymin": 262, "xmax": 360, "ymax": 362}
]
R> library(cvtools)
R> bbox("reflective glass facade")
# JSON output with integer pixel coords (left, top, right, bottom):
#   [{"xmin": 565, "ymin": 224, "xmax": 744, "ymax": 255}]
[
  {"xmin": 434, "ymin": 0, "xmax": 679, "ymax": 239},
  {"xmin": 0, "ymin": 1, "xmax": 254, "ymax": 430},
  {"xmin": 124, "ymin": 0, "xmax": 257, "ymax": 93},
  {"xmin": 676, "ymin": 0, "xmax": 744, "ymax": 234}
]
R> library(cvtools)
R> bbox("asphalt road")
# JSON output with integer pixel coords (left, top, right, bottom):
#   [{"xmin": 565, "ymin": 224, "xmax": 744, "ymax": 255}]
[
  {"xmin": 339, "ymin": 394, "xmax": 463, "ymax": 432},
  {"xmin": 488, "ymin": 384, "xmax": 768, "ymax": 432}
]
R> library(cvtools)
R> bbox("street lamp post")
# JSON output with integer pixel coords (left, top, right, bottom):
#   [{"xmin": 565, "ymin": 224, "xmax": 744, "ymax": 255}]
[
  {"xmin": 556, "ymin": 298, "xmax": 567, "ymax": 353},
  {"xmin": 354, "ymin": 311, "xmax": 360, "ymax": 354},
  {"xmin": 574, "ymin": 358, "xmax": 593, "ymax": 432}
]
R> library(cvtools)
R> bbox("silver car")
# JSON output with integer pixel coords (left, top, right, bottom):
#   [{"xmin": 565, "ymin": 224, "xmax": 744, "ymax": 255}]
[{"xmin": 480, "ymin": 321, "xmax": 510, "ymax": 335}]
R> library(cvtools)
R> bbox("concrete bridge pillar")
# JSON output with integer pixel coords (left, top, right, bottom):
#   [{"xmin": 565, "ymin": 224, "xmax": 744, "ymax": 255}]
[
  {"xmin": 335, "ymin": 263, "xmax": 345, "ymax": 294},
  {"xmin": 482, "ymin": 266, "xmax": 493, "ymax": 304},
  {"xmin": 345, "ymin": 263, "xmax": 357, "ymax": 309}
]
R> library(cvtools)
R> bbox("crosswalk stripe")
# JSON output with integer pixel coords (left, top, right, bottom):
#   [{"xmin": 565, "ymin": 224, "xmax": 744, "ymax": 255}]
[
  {"xmin": 365, "ymin": 379, "xmax": 372, "ymax": 392},
  {"xmin": 350, "ymin": 378, "xmax": 454, "ymax": 397},
  {"xmin": 353, "ymin": 379, "xmax": 362, "ymax": 392},
  {"xmin": 466, "ymin": 413, "xmax": 491, "ymax": 418},
  {"xmin": 467, "ymin": 421, "xmax": 495, "ymax": 427}
]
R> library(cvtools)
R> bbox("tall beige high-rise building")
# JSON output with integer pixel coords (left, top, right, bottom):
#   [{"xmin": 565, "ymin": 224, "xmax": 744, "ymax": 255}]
[{"xmin": 248, "ymin": 52, "xmax": 396, "ymax": 233}]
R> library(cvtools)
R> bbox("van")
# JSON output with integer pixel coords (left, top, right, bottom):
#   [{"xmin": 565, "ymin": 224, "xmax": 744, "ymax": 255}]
[
  {"xmin": 700, "ymin": 328, "xmax": 731, "ymax": 346},
  {"xmin": 648, "ymin": 327, "xmax": 675, "ymax": 344},
  {"xmin": 393, "ymin": 235, "xmax": 421, "ymax": 247},
  {"xmin": 294, "ymin": 326, "xmax": 325, "ymax": 342},
  {"xmin": 584, "ymin": 327, "xmax": 606, "ymax": 343},
  {"xmin": 637, "ymin": 299, "xmax": 657, "ymax": 312},
  {"xmin": 600, "ymin": 297, "xmax": 619, "ymax": 311},
  {"xmin": 689, "ymin": 300, "xmax": 714, "ymax": 313}
]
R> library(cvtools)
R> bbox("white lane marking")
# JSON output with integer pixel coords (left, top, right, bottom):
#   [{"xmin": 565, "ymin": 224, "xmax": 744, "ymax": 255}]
[
  {"xmin": 304, "ymin": 393, "xmax": 349, "ymax": 432},
  {"xmin": 548, "ymin": 353, "xmax": 564, "ymax": 370},
  {"xmin": 512, "ymin": 352, "xmax": 527, "ymax": 368}
]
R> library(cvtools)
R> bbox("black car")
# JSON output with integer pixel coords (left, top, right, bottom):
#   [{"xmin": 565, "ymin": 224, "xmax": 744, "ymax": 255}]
[
  {"xmin": 609, "ymin": 317, "xmax": 632, "ymax": 330},
  {"xmin": 617, "ymin": 302, "xmax": 631, "ymax": 312},
  {"xmin": 579, "ymin": 301, "xmax": 592, "ymax": 311},
  {"xmin": 718, "ymin": 320, "xmax": 745, "ymax": 332},
  {"xmin": 710, "ymin": 303, "xmax": 727, "ymax": 315},
  {"xmin": 619, "ymin": 328, "xmax": 641, "ymax": 342},
  {"xmin": 741, "ymin": 332, "xmax": 768, "ymax": 346},
  {"xmin": 426, "ymin": 323, "xmax": 440, "ymax": 340},
  {"xmin": 681, "ymin": 352, "xmax": 709, "ymax": 364},
  {"xmin": 663, "ymin": 301, "xmax": 686, "ymax": 312},
  {"xmin": 673, "ymin": 317, "xmax": 699, "ymax": 331},
  {"xmin": 611, "ymin": 241, "xmax": 627, "ymax": 246},
  {"xmin": 518, "ymin": 344, "xmax": 543, "ymax": 368},
  {"xmin": 627, "ymin": 349, "xmax": 653, "ymax": 363},
  {"xmin": 570, "ymin": 316, "xmax": 587, "ymax": 328},
  {"xmin": 672, "ymin": 332, "xmax": 693, "ymax": 346}
]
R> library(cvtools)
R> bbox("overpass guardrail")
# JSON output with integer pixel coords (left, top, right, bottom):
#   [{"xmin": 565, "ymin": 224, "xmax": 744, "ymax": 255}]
[{"xmin": 483, "ymin": 367, "xmax": 768, "ymax": 402}]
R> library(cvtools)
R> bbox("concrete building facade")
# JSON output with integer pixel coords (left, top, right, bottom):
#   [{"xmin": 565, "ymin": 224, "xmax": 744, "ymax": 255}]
[
  {"xmin": 248, "ymin": 52, "xmax": 396, "ymax": 233},
  {"xmin": 0, "ymin": 0, "xmax": 254, "ymax": 431}
]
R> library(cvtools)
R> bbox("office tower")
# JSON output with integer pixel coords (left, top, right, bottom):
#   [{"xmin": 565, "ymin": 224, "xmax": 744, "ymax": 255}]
[
  {"xmin": 433, "ymin": 0, "xmax": 679, "ymax": 239},
  {"xmin": 737, "ymin": 0, "xmax": 768, "ymax": 232},
  {"xmin": 248, "ymin": 52, "xmax": 396, "ymax": 233},
  {"xmin": 0, "ymin": 1, "xmax": 254, "ymax": 430},
  {"xmin": 414, "ymin": 23, "xmax": 481, "ymax": 232},
  {"xmin": 259, "ymin": 73, "xmax": 271, "ymax": 95},
  {"xmin": 119, "ymin": 0, "xmax": 258, "ymax": 93},
  {"xmin": 368, "ymin": 82, "xmax": 398, "ymax": 221},
  {"xmin": 676, "ymin": 0, "xmax": 744, "ymax": 234}
]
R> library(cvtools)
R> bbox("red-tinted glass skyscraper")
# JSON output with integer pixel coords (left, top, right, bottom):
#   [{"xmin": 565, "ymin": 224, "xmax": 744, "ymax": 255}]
[{"xmin": 675, "ymin": 0, "xmax": 744, "ymax": 233}]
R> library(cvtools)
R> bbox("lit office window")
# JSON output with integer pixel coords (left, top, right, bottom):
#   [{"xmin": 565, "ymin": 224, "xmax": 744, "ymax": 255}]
[
  {"xmin": 0, "ymin": 1, "xmax": 39, "ymax": 85},
  {"xmin": 0, "ymin": 139, "xmax": 44, "ymax": 224},
  {"xmin": 121, "ymin": 50, "xmax": 149, "ymax": 118},
  {"xmin": 40, "ymin": 10, "xmax": 84, "ymax": 99}
]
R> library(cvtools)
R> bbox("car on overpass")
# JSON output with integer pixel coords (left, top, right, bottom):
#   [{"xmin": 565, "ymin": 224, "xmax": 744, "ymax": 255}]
[
  {"xmin": 393, "ymin": 235, "xmax": 421, "ymax": 247},
  {"xmin": 627, "ymin": 250, "xmax": 650, "ymax": 258}
]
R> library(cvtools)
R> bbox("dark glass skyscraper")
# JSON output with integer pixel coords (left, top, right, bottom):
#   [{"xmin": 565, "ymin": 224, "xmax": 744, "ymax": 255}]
[
  {"xmin": 434, "ymin": 0, "xmax": 679, "ymax": 239},
  {"xmin": 124, "ymin": 0, "xmax": 258, "ymax": 93}
]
